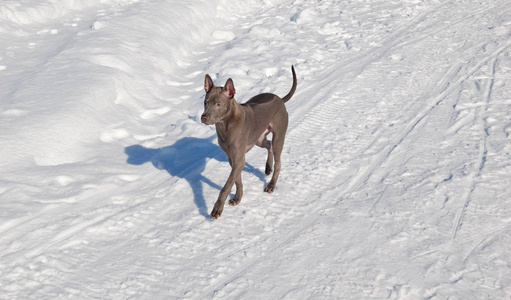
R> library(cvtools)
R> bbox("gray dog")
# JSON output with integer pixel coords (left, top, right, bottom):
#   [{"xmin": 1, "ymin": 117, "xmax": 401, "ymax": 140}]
[{"xmin": 201, "ymin": 66, "xmax": 297, "ymax": 219}]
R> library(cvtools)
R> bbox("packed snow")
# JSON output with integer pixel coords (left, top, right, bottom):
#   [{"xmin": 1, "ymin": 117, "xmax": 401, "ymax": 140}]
[{"xmin": 1, "ymin": 0, "xmax": 511, "ymax": 298}]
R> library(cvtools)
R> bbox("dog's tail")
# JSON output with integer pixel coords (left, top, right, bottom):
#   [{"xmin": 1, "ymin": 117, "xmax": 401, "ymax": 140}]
[{"xmin": 282, "ymin": 65, "xmax": 297, "ymax": 103}]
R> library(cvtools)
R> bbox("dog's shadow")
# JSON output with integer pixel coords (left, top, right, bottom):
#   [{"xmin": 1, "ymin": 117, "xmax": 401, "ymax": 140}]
[{"xmin": 125, "ymin": 136, "xmax": 266, "ymax": 218}]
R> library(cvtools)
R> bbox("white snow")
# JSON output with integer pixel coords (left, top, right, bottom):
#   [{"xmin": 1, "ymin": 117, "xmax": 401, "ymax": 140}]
[{"xmin": 1, "ymin": 0, "xmax": 511, "ymax": 298}]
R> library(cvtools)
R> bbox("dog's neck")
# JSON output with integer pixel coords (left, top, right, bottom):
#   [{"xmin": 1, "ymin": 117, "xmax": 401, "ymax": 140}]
[{"xmin": 215, "ymin": 98, "xmax": 243, "ymax": 137}]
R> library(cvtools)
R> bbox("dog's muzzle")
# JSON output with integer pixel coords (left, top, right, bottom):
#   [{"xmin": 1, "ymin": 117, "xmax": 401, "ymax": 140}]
[{"xmin": 201, "ymin": 114, "xmax": 210, "ymax": 125}]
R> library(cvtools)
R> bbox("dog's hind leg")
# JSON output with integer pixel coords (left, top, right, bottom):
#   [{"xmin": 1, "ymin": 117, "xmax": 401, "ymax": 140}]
[
  {"xmin": 264, "ymin": 113, "xmax": 288, "ymax": 194},
  {"xmin": 256, "ymin": 131, "xmax": 273, "ymax": 176},
  {"xmin": 264, "ymin": 131, "xmax": 285, "ymax": 194}
]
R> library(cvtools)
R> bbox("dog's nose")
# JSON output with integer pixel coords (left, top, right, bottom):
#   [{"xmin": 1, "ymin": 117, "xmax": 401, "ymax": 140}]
[{"xmin": 201, "ymin": 114, "xmax": 209, "ymax": 124}]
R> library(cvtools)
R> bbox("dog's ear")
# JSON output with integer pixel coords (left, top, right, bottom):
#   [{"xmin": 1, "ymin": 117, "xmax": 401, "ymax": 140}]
[
  {"xmin": 204, "ymin": 74, "xmax": 214, "ymax": 93},
  {"xmin": 222, "ymin": 78, "xmax": 235, "ymax": 98}
]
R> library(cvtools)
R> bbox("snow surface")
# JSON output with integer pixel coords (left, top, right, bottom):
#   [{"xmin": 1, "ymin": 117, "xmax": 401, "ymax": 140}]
[{"xmin": 1, "ymin": 0, "xmax": 511, "ymax": 298}]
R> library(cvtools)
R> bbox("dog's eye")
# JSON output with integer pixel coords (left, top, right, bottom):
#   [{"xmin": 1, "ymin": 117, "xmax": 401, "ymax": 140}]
[{"xmin": 215, "ymin": 103, "xmax": 222, "ymax": 108}]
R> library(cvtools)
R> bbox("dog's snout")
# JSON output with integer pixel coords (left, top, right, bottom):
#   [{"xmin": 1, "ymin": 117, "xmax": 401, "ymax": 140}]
[{"xmin": 201, "ymin": 114, "xmax": 209, "ymax": 124}]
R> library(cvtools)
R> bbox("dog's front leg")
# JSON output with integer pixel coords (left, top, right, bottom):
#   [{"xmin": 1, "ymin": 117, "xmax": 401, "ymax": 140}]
[
  {"xmin": 211, "ymin": 153, "xmax": 245, "ymax": 219},
  {"xmin": 226, "ymin": 155, "xmax": 243, "ymax": 206}
]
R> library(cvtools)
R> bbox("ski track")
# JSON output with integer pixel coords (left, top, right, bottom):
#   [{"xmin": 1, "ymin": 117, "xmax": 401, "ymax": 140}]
[
  {"xmin": 1, "ymin": 0, "xmax": 511, "ymax": 298},
  {"xmin": 451, "ymin": 54, "xmax": 502, "ymax": 240}
]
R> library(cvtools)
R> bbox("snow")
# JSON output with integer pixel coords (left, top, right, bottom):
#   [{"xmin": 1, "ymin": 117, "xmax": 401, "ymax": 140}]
[{"xmin": 1, "ymin": 0, "xmax": 511, "ymax": 298}]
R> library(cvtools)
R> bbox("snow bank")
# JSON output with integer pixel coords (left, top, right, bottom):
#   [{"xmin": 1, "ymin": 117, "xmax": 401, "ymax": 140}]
[
  {"xmin": 0, "ymin": 0, "xmax": 134, "ymax": 25},
  {"xmin": 0, "ymin": 0, "xmax": 234, "ymax": 166}
]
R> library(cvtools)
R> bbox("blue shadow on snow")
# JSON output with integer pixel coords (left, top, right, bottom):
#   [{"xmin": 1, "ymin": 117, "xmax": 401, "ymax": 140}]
[{"xmin": 124, "ymin": 136, "xmax": 266, "ymax": 218}]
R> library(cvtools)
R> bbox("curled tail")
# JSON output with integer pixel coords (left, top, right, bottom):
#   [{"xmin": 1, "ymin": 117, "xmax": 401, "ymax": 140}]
[{"xmin": 282, "ymin": 65, "xmax": 297, "ymax": 103}]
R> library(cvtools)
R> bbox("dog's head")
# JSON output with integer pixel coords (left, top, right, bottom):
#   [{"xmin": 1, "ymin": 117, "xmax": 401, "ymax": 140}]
[{"xmin": 201, "ymin": 74, "xmax": 236, "ymax": 125}]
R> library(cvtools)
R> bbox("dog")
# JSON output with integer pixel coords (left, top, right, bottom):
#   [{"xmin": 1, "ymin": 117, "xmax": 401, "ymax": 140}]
[{"xmin": 201, "ymin": 66, "xmax": 297, "ymax": 219}]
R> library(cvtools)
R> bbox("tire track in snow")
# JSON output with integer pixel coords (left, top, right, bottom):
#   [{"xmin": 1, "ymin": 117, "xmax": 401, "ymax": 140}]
[
  {"xmin": 285, "ymin": 0, "xmax": 478, "ymax": 192},
  {"xmin": 365, "ymin": 41, "xmax": 508, "ymax": 186},
  {"xmin": 287, "ymin": 0, "xmax": 508, "ymax": 177},
  {"xmin": 307, "ymin": 35, "xmax": 510, "ymax": 206},
  {"xmin": 293, "ymin": 0, "xmax": 509, "ymax": 117},
  {"xmin": 343, "ymin": 44, "xmax": 506, "ymax": 195},
  {"xmin": 287, "ymin": 0, "xmax": 456, "ymax": 122},
  {"xmin": 288, "ymin": 0, "xmax": 509, "ymax": 123}
]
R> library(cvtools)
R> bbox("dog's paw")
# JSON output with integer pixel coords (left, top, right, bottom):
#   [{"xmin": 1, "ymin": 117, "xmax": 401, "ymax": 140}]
[
  {"xmin": 210, "ymin": 202, "xmax": 224, "ymax": 219},
  {"xmin": 210, "ymin": 210, "xmax": 222, "ymax": 219},
  {"xmin": 229, "ymin": 197, "xmax": 241, "ymax": 206},
  {"xmin": 264, "ymin": 183, "xmax": 275, "ymax": 194}
]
